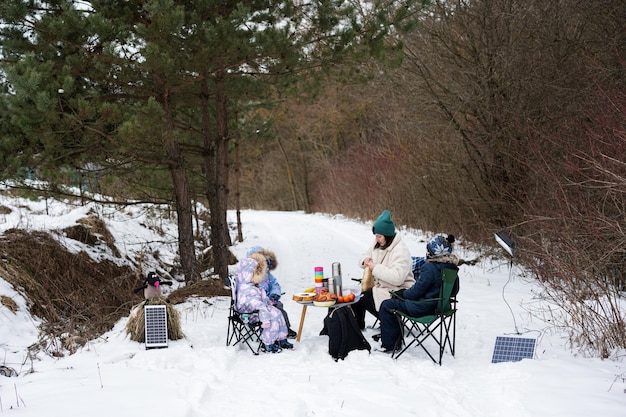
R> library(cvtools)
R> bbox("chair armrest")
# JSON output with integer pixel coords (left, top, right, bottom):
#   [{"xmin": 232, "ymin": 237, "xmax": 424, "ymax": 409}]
[{"xmin": 392, "ymin": 293, "xmax": 442, "ymax": 305}]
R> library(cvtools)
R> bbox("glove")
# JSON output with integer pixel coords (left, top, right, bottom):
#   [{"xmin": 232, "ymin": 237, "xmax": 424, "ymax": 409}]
[
  {"xmin": 269, "ymin": 294, "xmax": 280, "ymax": 305},
  {"xmin": 261, "ymin": 321, "xmax": 270, "ymax": 329}
]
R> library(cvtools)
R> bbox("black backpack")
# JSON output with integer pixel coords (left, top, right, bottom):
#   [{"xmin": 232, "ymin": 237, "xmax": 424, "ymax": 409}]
[{"xmin": 322, "ymin": 306, "xmax": 371, "ymax": 361}]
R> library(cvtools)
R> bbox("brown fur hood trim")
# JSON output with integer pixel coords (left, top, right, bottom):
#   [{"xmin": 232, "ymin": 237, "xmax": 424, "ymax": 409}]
[
  {"xmin": 255, "ymin": 248, "xmax": 278, "ymax": 270},
  {"xmin": 249, "ymin": 252, "xmax": 268, "ymax": 284}
]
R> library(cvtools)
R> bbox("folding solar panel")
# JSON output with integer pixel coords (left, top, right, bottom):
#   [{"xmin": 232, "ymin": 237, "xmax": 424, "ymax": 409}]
[
  {"xmin": 491, "ymin": 336, "xmax": 535, "ymax": 363},
  {"xmin": 144, "ymin": 305, "xmax": 168, "ymax": 349},
  {"xmin": 494, "ymin": 231, "xmax": 515, "ymax": 258}
]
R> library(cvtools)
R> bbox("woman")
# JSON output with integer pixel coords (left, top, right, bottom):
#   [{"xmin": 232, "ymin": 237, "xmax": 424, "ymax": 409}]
[{"xmin": 352, "ymin": 210, "xmax": 414, "ymax": 330}]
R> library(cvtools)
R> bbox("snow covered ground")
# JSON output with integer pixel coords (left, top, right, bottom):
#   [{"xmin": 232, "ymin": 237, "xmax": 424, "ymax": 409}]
[{"xmin": 0, "ymin": 194, "xmax": 625, "ymax": 416}]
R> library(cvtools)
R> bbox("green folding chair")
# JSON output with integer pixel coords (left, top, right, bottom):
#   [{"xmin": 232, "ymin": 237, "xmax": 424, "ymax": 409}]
[{"xmin": 391, "ymin": 268, "xmax": 458, "ymax": 364}]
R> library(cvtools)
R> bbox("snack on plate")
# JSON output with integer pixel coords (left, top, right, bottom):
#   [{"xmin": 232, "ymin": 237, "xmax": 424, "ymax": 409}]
[
  {"xmin": 292, "ymin": 292, "xmax": 315, "ymax": 302},
  {"xmin": 314, "ymin": 291, "xmax": 338, "ymax": 302}
]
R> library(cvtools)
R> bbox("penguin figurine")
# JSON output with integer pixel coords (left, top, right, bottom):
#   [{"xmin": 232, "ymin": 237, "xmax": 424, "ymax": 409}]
[{"xmin": 133, "ymin": 271, "xmax": 172, "ymax": 300}]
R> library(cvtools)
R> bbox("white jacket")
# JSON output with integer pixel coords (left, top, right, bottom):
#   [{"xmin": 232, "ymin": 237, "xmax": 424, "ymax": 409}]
[{"xmin": 358, "ymin": 234, "xmax": 414, "ymax": 310}]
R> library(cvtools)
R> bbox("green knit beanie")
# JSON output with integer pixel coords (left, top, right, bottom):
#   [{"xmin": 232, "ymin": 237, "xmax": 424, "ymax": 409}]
[{"xmin": 372, "ymin": 210, "xmax": 396, "ymax": 237}]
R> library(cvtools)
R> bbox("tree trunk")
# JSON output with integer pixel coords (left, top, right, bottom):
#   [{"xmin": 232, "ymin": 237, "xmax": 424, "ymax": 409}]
[
  {"xmin": 200, "ymin": 75, "xmax": 232, "ymax": 285},
  {"xmin": 213, "ymin": 72, "xmax": 233, "ymax": 285},
  {"xmin": 276, "ymin": 136, "xmax": 299, "ymax": 210},
  {"xmin": 199, "ymin": 78, "xmax": 218, "ymax": 268},
  {"xmin": 163, "ymin": 91, "xmax": 198, "ymax": 283},
  {"xmin": 234, "ymin": 131, "xmax": 243, "ymax": 243},
  {"xmin": 298, "ymin": 136, "xmax": 311, "ymax": 213}
]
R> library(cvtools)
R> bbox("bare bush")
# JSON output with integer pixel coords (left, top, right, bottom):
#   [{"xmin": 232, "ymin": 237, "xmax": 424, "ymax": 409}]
[
  {"xmin": 518, "ymin": 84, "xmax": 626, "ymax": 357},
  {"xmin": 313, "ymin": 0, "xmax": 626, "ymax": 356},
  {"xmin": 0, "ymin": 229, "xmax": 136, "ymax": 356}
]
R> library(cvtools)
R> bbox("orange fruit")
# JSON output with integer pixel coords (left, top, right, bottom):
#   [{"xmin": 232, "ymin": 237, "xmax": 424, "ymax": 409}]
[
  {"xmin": 346, "ymin": 293, "xmax": 355, "ymax": 302},
  {"xmin": 338, "ymin": 296, "xmax": 344, "ymax": 303}
]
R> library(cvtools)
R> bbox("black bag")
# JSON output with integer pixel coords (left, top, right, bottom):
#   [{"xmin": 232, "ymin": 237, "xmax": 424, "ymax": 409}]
[{"xmin": 322, "ymin": 306, "xmax": 371, "ymax": 361}]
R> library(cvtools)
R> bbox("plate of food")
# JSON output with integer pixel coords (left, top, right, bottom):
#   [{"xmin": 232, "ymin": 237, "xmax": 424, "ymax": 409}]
[
  {"xmin": 312, "ymin": 290, "xmax": 338, "ymax": 307},
  {"xmin": 292, "ymin": 292, "xmax": 316, "ymax": 302},
  {"xmin": 313, "ymin": 300, "xmax": 336, "ymax": 307}
]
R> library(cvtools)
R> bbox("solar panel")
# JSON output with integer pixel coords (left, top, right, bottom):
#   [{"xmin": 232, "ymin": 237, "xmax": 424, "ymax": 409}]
[
  {"xmin": 491, "ymin": 336, "xmax": 536, "ymax": 363},
  {"xmin": 494, "ymin": 231, "xmax": 515, "ymax": 258},
  {"xmin": 144, "ymin": 305, "xmax": 168, "ymax": 349}
]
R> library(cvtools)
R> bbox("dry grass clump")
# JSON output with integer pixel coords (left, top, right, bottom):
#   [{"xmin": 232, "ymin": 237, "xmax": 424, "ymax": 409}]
[
  {"xmin": 68, "ymin": 214, "xmax": 121, "ymax": 257},
  {"xmin": 0, "ymin": 213, "xmax": 229, "ymax": 356},
  {"xmin": 167, "ymin": 279, "xmax": 229, "ymax": 304},
  {"xmin": 0, "ymin": 228, "xmax": 135, "ymax": 356},
  {"xmin": 1, "ymin": 295, "xmax": 18, "ymax": 313},
  {"xmin": 63, "ymin": 224, "xmax": 100, "ymax": 245},
  {"xmin": 125, "ymin": 297, "xmax": 184, "ymax": 342},
  {"xmin": 199, "ymin": 247, "xmax": 239, "ymax": 270}
]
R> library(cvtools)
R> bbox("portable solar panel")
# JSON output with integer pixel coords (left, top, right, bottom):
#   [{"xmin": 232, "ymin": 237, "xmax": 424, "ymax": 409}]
[
  {"xmin": 491, "ymin": 336, "xmax": 536, "ymax": 363},
  {"xmin": 494, "ymin": 231, "xmax": 515, "ymax": 258},
  {"xmin": 144, "ymin": 305, "xmax": 168, "ymax": 349}
]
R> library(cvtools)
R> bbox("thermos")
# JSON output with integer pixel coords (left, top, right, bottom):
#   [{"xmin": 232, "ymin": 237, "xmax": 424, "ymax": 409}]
[{"xmin": 332, "ymin": 262, "xmax": 342, "ymax": 295}]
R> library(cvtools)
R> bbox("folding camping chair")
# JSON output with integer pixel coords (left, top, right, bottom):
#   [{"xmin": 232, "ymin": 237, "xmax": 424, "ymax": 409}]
[
  {"xmin": 391, "ymin": 268, "xmax": 458, "ymax": 365},
  {"xmin": 226, "ymin": 275, "xmax": 263, "ymax": 355}
]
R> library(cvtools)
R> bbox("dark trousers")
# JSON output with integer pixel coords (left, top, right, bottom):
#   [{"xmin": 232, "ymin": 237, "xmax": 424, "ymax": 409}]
[
  {"xmin": 379, "ymin": 298, "xmax": 403, "ymax": 350},
  {"xmin": 351, "ymin": 290, "xmax": 378, "ymax": 330},
  {"xmin": 275, "ymin": 300, "xmax": 291, "ymax": 329}
]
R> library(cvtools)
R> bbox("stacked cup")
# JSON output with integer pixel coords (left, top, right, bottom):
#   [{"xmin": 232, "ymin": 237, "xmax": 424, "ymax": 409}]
[{"xmin": 314, "ymin": 266, "xmax": 324, "ymax": 294}]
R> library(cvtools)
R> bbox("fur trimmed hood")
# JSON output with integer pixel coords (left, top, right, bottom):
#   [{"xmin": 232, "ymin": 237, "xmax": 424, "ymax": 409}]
[
  {"xmin": 248, "ymin": 252, "xmax": 268, "ymax": 284},
  {"xmin": 246, "ymin": 246, "xmax": 278, "ymax": 270},
  {"xmin": 427, "ymin": 253, "xmax": 481, "ymax": 266}
]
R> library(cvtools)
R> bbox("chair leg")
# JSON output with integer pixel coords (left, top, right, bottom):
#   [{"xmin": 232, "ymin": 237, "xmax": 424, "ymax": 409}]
[
  {"xmin": 237, "ymin": 323, "xmax": 262, "ymax": 355},
  {"xmin": 438, "ymin": 317, "xmax": 444, "ymax": 365},
  {"xmin": 227, "ymin": 315, "xmax": 240, "ymax": 346},
  {"xmin": 450, "ymin": 312, "xmax": 456, "ymax": 356},
  {"xmin": 227, "ymin": 314, "xmax": 238, "ymax": 346},
  {"xmin": 392, "ymin": 315, "xmax": 446, "ymax": 364},
  {"xmin": 440, "ymin": 313, "xmax": 456, "ymax": 357},
  {"xmin": 228, "ymin": 313, "xmax": 263, "ymax": 355}
]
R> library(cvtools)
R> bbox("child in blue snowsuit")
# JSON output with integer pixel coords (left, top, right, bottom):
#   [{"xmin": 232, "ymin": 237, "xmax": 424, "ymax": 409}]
[{"xmin": 235, "ymin": 254, "xmax": 293, "ymax": 353}]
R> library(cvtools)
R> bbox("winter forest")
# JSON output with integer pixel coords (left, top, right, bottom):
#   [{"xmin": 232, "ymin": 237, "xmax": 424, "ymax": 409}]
[{"xmin": 0, "ymin": 0, "xmax": 624, "ymax": 360}]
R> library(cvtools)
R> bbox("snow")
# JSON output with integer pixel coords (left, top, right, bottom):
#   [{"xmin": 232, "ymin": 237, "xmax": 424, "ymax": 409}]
[{"xmin": 1, "ymin": 195, "xmax": 625, "ymax": 417}]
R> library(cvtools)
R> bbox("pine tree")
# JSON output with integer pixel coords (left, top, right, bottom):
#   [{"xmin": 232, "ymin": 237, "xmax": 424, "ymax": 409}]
[{"xmin": 1, "ymin": 0, "xmax": 424, "ymax": 283}]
